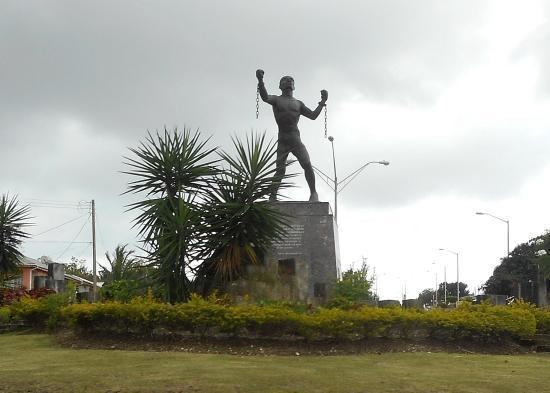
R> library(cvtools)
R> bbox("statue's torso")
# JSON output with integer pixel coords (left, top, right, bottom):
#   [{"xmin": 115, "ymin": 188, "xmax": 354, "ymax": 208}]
[{"xmin": 272, "ymin": 96, "xmax": 302, "ymax": 135}]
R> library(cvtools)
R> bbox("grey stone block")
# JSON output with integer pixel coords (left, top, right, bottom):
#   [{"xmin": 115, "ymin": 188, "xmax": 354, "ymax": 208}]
[
  {"xmin": 234, "ymin": 201, "xmax": 340, "ymax": 304},
  {"xmin": 48, "ymin": 263, "xmax": 65, "ymax": 281},
  {"xmin": 46, "ymin": 278, "xmax": 65, "ymax": 293}
]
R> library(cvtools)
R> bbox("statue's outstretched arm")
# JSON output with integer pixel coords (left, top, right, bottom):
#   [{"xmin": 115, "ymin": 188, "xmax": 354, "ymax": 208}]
[{"xmin": 301, "ymin": 89, "xmax": 328, "ymax": 120}]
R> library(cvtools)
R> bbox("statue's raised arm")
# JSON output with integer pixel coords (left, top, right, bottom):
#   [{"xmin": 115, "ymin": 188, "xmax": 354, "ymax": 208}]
[
  {"xmin": 300, "ymin": 90, "xmax": 328, "ymax": 120},
  {"xmin": 256, "ymin": 69, "xmax": 275, "ymax": 105}
]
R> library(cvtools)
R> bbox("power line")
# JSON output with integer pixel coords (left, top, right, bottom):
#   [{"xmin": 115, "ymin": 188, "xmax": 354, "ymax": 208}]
[
  {"xmin": 24, "ymin": 198, "xmax": 89, "ymax": 205},
  {"xmin": 27, "ymin": 205, "xmax": 83, "ymax": 210},
  {"xmin": 57, "ymin": 216, "xmax": 91, "ymax": 259},
  {"xmin": 23, "ymin": 199, "xmax": 91, "ymax": 210},
  {"xmin": 26, "ymin": 204, "xmax": 88, "ymax": 211},
  {"xmin": 32, "ymin": 214, "xmax": 89, "ymax": 237},
  {"xmin": 26, "ymin": 240, "xmax": 91, "ymax": 244},
  {"xmin": 73, "ymin": 242, "xmax": 92, "ymax": 260}
]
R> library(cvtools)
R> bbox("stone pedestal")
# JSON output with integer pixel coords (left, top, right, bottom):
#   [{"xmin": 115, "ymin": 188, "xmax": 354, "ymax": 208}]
[{"xmin": 232, "ymin": 201, "xmax": 340, "ymax": 303}]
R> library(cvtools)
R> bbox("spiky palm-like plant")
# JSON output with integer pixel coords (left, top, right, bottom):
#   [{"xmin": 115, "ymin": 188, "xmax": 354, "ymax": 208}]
[
  {"xmin": 195, "ymin": 133, "xmax": 292, "ymax": 293},
  {"xmin": 124, "ymin": 128, "xmax": 292, "ymax": 301},
  {"xmin": 100, "ymin": 244, "xmax": 140, "ymax": 283},
  {"xmin": 0, "ymin": 195, "xmax": 32, "ymax": 282},
  {"xmin": 123, "ymin": 128, "xmax": 217, "ymax": 302}
]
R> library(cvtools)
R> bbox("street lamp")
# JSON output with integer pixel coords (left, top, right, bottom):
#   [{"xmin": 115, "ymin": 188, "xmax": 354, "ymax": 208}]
[
  {"xmin": 429, "ymin": 262, "xmax": 438, "ymax": 306},
  {"xmin": 313, "ymin": 136, "xmax": 389, "ymax": 222},
  {"xmin": 439, "ymin": 248, "xmax": 459, "ymax": 305},
  {"xmin": 475, "ymin": 212, "xmax": 510, "ymax": 257},
  {"xmin": 431, "ymin": 261, "xmax": 448, "ymax": 305}
]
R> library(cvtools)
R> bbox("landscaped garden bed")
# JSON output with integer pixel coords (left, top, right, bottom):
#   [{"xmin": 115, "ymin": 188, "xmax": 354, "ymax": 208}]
[{"xmin": 2, "ymin": 294, "xmax": 549, "ymax": 355}]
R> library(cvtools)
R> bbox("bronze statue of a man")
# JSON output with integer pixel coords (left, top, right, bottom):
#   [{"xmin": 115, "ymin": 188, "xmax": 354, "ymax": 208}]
[{"xmin": 256, "ymin": 69, "xmax": 328, "ymax": 202}]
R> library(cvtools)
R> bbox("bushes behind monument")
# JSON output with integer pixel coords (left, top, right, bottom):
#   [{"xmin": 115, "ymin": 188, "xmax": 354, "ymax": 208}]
[{"xmin": 3, "ymin": 295, "xmax": 547, "ymax": 341}]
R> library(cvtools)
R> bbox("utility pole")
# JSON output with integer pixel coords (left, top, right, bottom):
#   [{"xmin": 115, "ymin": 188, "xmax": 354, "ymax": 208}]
[
  {"xmin": 372, "ymin": 265, "xmax": 378, "ymax": 307},
  {"xmin": 330, "ymin": 136, "xmax": 338, "ymax": 222},
  {"xmin": 434, "ymin": 271, "xmax": 438, "ymax": 306},
  {"xmin": 439, "ymin": 248, "xmax": 459, "ymax": 305},
  {"xmin": 444, "ymin": 265, "xmax": 447, "ymax": 304},
  {"xmin": 312, "ymin": 136, "xmax": 389, "ymax": 223},
  {"xmin": 91, "ymin": 199, "xmax": 97, "ymax": 302},
  {"xmin": 456, "ymin": 253, "xmax": 459, "ymax": 304}
]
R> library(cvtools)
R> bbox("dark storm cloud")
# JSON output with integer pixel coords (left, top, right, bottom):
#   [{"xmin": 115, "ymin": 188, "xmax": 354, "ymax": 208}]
[
  {"xmin": 2, "ymin": 0, "xmax": 548, "ymax": 289},
  {"xmin": 1, "ymin": 0, "xmax": 489, "ymax": 142},
  {"xmin": 1, "ymin": 0, "xmax": 542, "ymax": 228}
]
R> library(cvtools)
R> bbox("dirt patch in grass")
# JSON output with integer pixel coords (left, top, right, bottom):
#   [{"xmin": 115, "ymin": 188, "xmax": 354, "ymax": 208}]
[{"xmin": 54, "ymin": 330, "xmax": 533, "ymax": 356}]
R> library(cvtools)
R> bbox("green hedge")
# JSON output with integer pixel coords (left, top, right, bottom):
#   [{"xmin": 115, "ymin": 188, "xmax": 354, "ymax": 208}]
[
  {"xmin": 7, "ymin": 296, "xmax": 550, "ymax": 341},
  {"xmin": 58, "ymin": 298, "xmax": 537, "ymax": 341},
  {"xmin": 533, "ymin": 309, "xmax": 550, "ymax": 334},
  {"xmin": 0, "ymin": 307, "xmax": 10, "ymax": 324},
  {"xmin": 508, "ymin": 301, "xmax": 550, "ymax": 334},
  {"xmin": 4, "ymin": 291, "xmax": 73, "ymax": 330}
]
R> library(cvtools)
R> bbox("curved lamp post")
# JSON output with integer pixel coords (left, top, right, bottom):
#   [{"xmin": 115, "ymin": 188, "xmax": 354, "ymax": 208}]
[
  {"xmin": 313, "ymin": 136, "xmax": 389, "ymax": 222},
  {"xmin": 439, "ymin": 248, "xmax": 459, "ymax": 305},
  {"xmin": 475, "ymin": 211, "xmax": 510, "ymax": 257}
]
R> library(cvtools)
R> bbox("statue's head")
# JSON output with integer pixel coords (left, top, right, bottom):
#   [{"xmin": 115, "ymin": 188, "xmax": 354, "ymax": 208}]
[{"xmin": 279, "ymin": 76, "xmax": 295, "ymax": 91}]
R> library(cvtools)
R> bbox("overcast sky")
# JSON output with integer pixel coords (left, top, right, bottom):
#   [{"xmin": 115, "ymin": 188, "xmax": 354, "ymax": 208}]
[{"xmin": 2, "ymin": 0, "xmax": 549, "ymax": 300}]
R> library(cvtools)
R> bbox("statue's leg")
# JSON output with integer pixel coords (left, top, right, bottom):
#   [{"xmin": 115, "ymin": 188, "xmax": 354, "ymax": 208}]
[
  {"xmin": 293, "ymin": 143, "xmax": 318, "ymax": 202},
  {"xmin": 270, "ymin": 144, "xmax": 289, "ymax": 201}
]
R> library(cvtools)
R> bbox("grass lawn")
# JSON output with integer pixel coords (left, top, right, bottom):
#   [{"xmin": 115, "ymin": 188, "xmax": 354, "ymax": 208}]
[{"xmin": 1, "ymin": 333, "xmax": 549, "ymax": 393}]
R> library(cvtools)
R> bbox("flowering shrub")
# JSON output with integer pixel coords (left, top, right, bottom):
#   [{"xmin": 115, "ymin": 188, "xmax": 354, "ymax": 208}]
[
  {"xmin": 8, "ymin": 295, "xmax": 548, "ymax": 341},
  {"xmin": 59, "ymin": 299, "xmax": 537, "ymax": 341},
  {"xmin": 508, "ymin": 300, "xmax": 550, "ymax": 334},
  {"xmin": 0, "ymin": 287, "xmax": 56, "ymax": 306},
  {"xmin": 0, "ymin": 307, "xmax": 10, "ymax": 323},
  {"xmin": 8, "ymin": 290, "xmax": 73, "ymax": 330}
]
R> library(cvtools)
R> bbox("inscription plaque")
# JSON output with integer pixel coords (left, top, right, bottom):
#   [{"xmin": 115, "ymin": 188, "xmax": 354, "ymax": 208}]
[{"xmin": 273, "ymin": 224, "xmax": 305, "ymax": 255}]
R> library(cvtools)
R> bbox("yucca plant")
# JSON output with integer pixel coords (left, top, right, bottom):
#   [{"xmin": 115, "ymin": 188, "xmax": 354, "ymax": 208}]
[
  {"xmin": 124, "ymin": 128, "xmax": 293, "ymax": 301},
  {"xmin": 123, "ymin": 128, "xmax": 217, "ymax": 302},
  {"xmin": 194, "ymin": 133, "xmax": 292, "ymax": 293},
  {"xmin": 123, "ymin": 128, "xmax": 216, "ymax": 199},
  {"xmin": 0, "ymin": 195, "xmax": 32, "ymax": 282}
]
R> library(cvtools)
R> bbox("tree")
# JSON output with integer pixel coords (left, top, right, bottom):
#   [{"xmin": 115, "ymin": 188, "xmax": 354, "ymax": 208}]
[
  {"xmin": 100, "ymin": 244, "xmax": 141, "ymax": 283},
  {"xmin": 332, "ymin": 261, "xmax": 374, "ymax": 303},
  {"xmin": 123, "ymin": 128, "xmax": 290, "ymax": 302},
  {"xmin": 417, "ymin": 282, "xmax": 471, "ymax": 307},
  {"xmin": 124, "ymin": 128, "xmax": 217, "ymax": 302},
  {"xmin": 417, "ymin": 288, "xmax": 436, "ymax": 307},
  {"xmin": 437, "ymin": 281, "xmax": 471, "ymax": 300},
  {"xmin": 532, "ymin": 233, "xmax": 550, "ymax": 306},
  {"xmin": 99, "ymin": 244, "xmax": 151, "ymax": 302},
  {"xmin": 64, "ymin": 257, "xmax": 94, "ymax": 281},
  {"xmin": 0, "ymin": 195, "xmax": 31, "ymax": 283},
  {"xmin": 193, "ymin": 133, "xmax": 291, "ymax": 294},
  {"xmin": 484, "ymin": 230, "xmax": 550, "ymax": 304},
  {"xmin": 484, "ymin": 255, "xmax": 537, "ymax": 296}
]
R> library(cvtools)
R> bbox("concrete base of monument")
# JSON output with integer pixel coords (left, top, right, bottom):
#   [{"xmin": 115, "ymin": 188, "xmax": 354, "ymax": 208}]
[{"xmin": 228, "ymin": 201, "xmax": 340, "ymax": 304}]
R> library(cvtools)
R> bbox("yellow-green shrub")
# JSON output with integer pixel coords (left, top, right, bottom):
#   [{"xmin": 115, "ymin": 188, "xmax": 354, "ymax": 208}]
[
  {"xmin": 11, "ymin": 295, "xmax": 539, "ymax": 341},
  {"xmin": 9, "ymin": 292, "xmax": 72, "ymax": 330},
  {"xmin": 508, "ymin": 300, "xmax": 550, "ymax": 334},
  {"xmin": 423, "ymin": 305, "xmax": 535, "ymax": 340},
  {"xmin": 532, "ymin": 308, "xmax": 550, "ymax": 333},
  {"xmin": 10, "ymin": 297, "xmax": 50, "ymax": 327},
  {"xmin": 61, "ymin": 300, "xmax": 536, "ymax": 341},
  {"xmin": 0, "ymin": 307, "xmax": 10, "ymax": 323}
]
